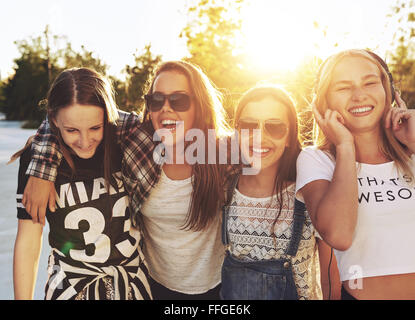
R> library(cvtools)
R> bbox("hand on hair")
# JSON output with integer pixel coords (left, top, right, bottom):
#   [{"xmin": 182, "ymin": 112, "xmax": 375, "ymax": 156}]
[
  {"xmin": 312, "ymin": 103, "xmax": 354, "ymax": 148},
  {"xmin": 22, "ymin": 176, "xmax": 56, "ymax": 226},
  {"xmin": 385, "ymin": 92, "xmax": 415, "ymax": 153}
]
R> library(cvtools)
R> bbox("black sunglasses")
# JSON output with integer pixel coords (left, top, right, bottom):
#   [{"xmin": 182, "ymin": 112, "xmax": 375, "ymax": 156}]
[
  {"xmin": 145, "ymin": 92, "xmax": 192, "ymax": 112},
  {"xmin": 237, "ymin": 119, "xmax": 288, "ymax": 139}
]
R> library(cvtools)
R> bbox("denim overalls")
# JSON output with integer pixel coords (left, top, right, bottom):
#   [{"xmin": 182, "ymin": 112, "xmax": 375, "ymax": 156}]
[{"xmin": 220, "ymin": 177, "xmax": 306, "ymax": 300}]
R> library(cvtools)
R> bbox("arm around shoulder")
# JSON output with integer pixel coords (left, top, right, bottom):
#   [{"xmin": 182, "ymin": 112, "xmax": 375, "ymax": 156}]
[{"xmin": 26, "ymin": 119, "xmax": 62, "ymax": 182}]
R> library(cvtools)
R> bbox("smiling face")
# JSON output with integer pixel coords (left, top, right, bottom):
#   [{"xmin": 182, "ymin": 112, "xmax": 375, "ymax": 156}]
[
  {"xmin": 150, "ymin": 70, "xmax": 196, "ymax": 148},
  {"xmin": 53, "ymin": 104, "xmax": 104, "ymax": 159},
  {"xmin": 326, "ymin": 56, "xmax": 387, "ymax": 134},
  {"xmin": 238, "ymin": 96, "xmax": 290, "ymax": 172}
]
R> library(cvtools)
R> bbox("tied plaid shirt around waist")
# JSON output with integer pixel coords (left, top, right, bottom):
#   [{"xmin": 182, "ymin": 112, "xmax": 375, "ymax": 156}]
[{"xmin": 26, "ymin": 111, "xmax": 162, "ymax": 221}]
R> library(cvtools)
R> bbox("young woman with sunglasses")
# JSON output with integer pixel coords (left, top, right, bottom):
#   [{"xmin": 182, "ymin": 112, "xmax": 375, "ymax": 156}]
[
  {"xmin": 21, "ymin": 61, "xmax": 232, "ymax": 299},
  {"xmin": 296, "ymin": 49, "xmax": 415, "ymax": 300},
  {"xmin": 12, "ymin": 68, "xmax": 152, "ymax": 300},
  {"xmin": 220, "ymin": 85, "xmax": 323, "ymax": 300}
]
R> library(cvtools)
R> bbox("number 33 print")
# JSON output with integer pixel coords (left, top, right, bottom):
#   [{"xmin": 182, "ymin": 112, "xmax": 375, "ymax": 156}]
[{"xmin": 64, "ymin": 196, "xmax": 139, "ymax": 263}]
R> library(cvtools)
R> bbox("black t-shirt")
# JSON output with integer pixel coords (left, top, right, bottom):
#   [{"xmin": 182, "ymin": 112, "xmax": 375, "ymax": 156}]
[{"xmin": 16, "ymin": 143, "xmax": 140, "ymax": 267}]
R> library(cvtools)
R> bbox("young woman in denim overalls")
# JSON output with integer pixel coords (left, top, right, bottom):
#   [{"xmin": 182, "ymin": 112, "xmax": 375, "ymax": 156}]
[{"xmin": 220, "ymin": 85, "xmax": 323, "ymax": 300}]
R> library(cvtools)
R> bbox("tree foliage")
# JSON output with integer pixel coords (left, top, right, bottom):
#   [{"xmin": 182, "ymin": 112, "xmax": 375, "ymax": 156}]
[
  {"xmin": 0, "ymin": 27, "xmax": 109, "ymax": 126},
  {"xmin": 0, "ymin": 34, "xmax": 54, "ymax": 123},
  {"xmin": 388, "ymin": 0, "xmax": 415, "ymax": 108},
  {"xmin": 181, "ymin": 0, "xmax": 252, "ymax": 111},
  {"xmin": 116, "ymin": 45, "xmax": 162, "ymax": 113}
]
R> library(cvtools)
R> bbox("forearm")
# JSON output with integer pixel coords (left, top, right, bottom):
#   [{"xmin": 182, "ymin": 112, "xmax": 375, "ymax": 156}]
[
  {"xmin": 314, "ymin": 144, "xmax": 358, "ymax": 249},
  {"xmin": 116, "ymin": 110, "xmax": 142, "ymax": 141},
  {"xmin": 26, "ymin": 119, "xmax": 61, "ymax": 182},
  {"xmin": 13, "ymin": 221, "xmax": 43, "ymax": 300}
]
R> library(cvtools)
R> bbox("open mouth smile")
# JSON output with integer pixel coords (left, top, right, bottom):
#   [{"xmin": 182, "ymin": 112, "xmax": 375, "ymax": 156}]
[
  {"xmin": 160, "ymin": 119, "xmax": 183, "ymax": 132},
  {"xmin": 348, "ymin": 105, "xmax": 374, "ymax": 116}
]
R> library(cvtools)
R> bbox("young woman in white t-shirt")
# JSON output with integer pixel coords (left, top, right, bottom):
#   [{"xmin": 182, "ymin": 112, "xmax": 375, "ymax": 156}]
[
  {"xmin": 137, "ymin": 61, "xmax": 231, "ymax": 299},
  {"xmin": 296, "ymin": 49, "xmax": 415, "ymax": 300},
  {"xmin": 21, "ymin": 61, "xmax": 233, "ymax": 299}
]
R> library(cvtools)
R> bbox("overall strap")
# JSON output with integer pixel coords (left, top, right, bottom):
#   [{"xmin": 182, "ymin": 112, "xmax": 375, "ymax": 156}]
[
  {"xmin": 221, "ymin": 173, "xmax": 240, "ymax": 246},
  {"xmin": 285, "ymin": 199, "xmax": 306, "ymax": 257}
]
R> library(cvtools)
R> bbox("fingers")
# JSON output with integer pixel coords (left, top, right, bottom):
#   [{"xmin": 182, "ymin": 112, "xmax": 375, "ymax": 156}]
[
  {"xmin": 48, "ymin": 190, "xmax": 56, "ymax": 213},
  {"xmin": 38, "ymin": 204, "xmax": 46, "ymax": 226},
  {"xmin": 32, "ymin": 207, "xmax": 40, "ymax": 225},
  {"xmin": 22, "ymin": 195, "xmax": 37, "ymax": 224},
  {"xmin": 331, "ymin": 110, "xmax": 345, "ymax": 125},
  {"xmin": 391, "ymin": 109, "xmax": 403, "ymax": 130},
  {"xmin": 312, "ymin": 103, "xmax": 324, "ymax": 125},
  {"xmin": 30, "ymin": 206, "xmax": 39, "ymax": 224},
  {"xmin": 30, "ymin": 205, "xmax": 39, "ymax": 224},
  {"xmin": 388, "ymin": 108, "xmax": 410, "ymax": 131},
  {"xmin": 386, "ymin": 91, "xmax": 409, "ymax": 129},
  {"xmin": 395, "ymin": 91, "xmax": 408, "ymax": 110}
]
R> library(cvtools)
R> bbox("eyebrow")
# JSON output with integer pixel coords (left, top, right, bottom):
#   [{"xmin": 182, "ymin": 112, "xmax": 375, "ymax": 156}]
[
  {"xmin": 153, "ymin": 90, "xmax": 189, "ymax": 94},
  {"xmin": 332, "ymin": 74, "xmax": 381, "ymax": 86},
  {"xmin": 63, "ymin": 123, "xmax": 104, "ymax": 129}
]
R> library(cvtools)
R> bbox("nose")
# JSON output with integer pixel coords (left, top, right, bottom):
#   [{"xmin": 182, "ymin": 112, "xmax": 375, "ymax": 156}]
[
  {"xmin": 252, "ymin": 123, "xmax": 264, "ymax": 144},
  {"xmin": 258, "ymin": 122, "xmax": 270, "ymax": 139},
  {"xmin": 351, "ymin": 86, "xmax": 366, "ymax": 101},
  {"xmin": 160, "ymin": 97, "xmax": 173, "ymax": 112},
  {"xmin": 78, "ymin": 132, "xmax": 91, "ymax": 149}
]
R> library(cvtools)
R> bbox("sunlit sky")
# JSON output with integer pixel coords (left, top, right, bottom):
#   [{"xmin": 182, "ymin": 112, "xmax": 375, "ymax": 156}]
[{"xmin": 0, "ymin": 0, "xmax": 400, "ymax": 80}]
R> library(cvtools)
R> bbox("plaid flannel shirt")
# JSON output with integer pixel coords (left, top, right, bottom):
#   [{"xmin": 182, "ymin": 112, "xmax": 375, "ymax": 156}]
[
  {"xmin": 27, "ymin": 111, "xmax": 161, "ymax": 217},
  {"xmin": 27, "ymin": 110, "xmax": 241, "ymax": 222}
]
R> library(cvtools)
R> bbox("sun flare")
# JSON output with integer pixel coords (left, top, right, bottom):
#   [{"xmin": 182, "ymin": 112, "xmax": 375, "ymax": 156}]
[{"xmin": 239, "ymin": 1, "xmax": 322, "ymax": 73}]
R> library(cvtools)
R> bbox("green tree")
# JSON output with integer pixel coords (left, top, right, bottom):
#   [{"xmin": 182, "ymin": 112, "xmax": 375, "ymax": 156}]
[
  {"xmin": 0, "ymin": 26, "xmax": 110, "ymax": 127},
  {"xmin": 61, "ymin": 42, "xmax": 108, "ymax": 75},
  {"xmin": 387, "ymin": 0, "xmax": 415, "ymax": 108},
  {"xmin": 181, "ymin": 0, "xmax": 252, "ymax": 116},
  {"xmin": 0, "ymin": 34, "xmax": 54, "ymax": 123},
  {"xmin": 118, "ymin": 45, "xmax": 162, "ymax": 113}
]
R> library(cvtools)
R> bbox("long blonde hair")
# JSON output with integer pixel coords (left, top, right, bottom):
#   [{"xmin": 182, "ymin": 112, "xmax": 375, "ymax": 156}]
[{"xmin": 313, "ymin": 49, "xmax": 413, "ymax": 180}]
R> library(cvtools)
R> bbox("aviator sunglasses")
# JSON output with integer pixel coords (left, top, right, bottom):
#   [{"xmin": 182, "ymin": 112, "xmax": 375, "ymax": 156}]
[
  {"xmin": 236, "ymin": 119, "xmax": 288, "ymax": 139},
  {"xmin": 145, "ymin": 92, "xmax": 192, "ymax": 112}
]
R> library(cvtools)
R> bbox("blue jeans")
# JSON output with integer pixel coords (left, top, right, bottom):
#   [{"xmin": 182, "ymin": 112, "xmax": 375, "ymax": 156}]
[
  {"xmin": 220, "ymin": 252, "xmax": 298, "ymax": 300},
  {"xmin": 221, "ymin": 179, "xmax": 306, "ymax": 300}
]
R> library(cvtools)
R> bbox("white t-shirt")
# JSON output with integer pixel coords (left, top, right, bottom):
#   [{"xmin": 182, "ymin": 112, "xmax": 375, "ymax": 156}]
[
  {"xmin": 296, "ymin": 147, "xmax": 415, "ymax": 281},
  {"xmin": 140, "ymin": 169, "xmax": 225, "ymax": 294}
]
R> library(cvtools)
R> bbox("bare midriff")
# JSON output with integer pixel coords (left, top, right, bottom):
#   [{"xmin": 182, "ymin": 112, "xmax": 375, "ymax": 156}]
[{"xmin": 343, "ymin": 273, "xmax": 415, "ymax": 300}]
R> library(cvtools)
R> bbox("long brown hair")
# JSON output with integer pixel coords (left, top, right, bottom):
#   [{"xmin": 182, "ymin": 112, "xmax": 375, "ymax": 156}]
[
  {"xmin": 234, "ymin": 84, "xmax": 301, "ymax": 237},
  {"xmin": 143, "ymin": 61, "xmax": 233, "ymax": 231},
  {"xmin": 49, "ymin": 68, "xmax": 119, "ymax": 191},
  {"xmin": 9, "ymin": 68, "xmax": 120, "ymax": 191},
  {"xmin": 313, "ymin": 49, "xmax": 413, "ymax": 181}
]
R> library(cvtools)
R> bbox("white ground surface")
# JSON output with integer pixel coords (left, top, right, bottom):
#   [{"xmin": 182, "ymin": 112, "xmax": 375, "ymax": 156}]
[{"xmin": 0, "ymin": 118, "xmax": 51, "ymax": 300}]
